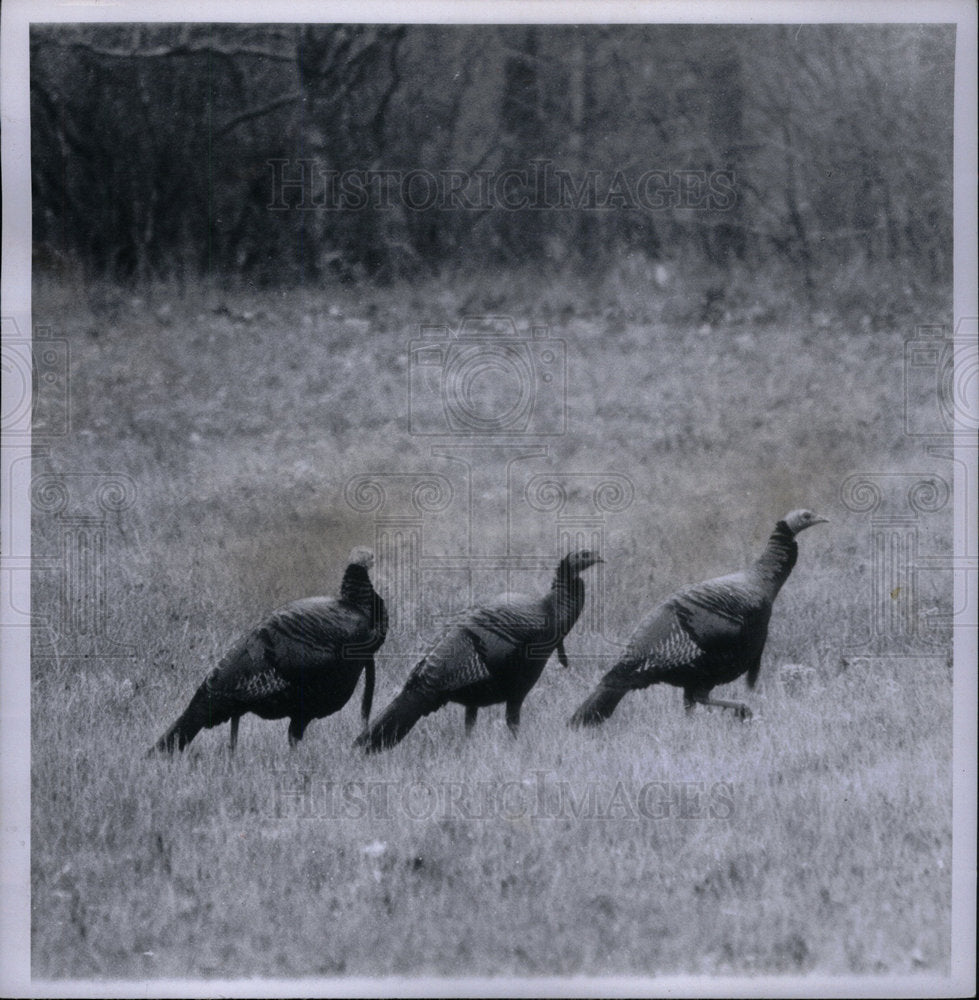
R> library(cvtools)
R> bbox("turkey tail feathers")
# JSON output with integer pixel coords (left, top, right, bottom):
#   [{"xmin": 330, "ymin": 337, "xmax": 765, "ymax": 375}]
[
  {"xmin": 151, "ymin": 709, "xmax": 203, "ymax": 754},
  {"xmin": 354, "ymin": 687, "xmax": 432, "ymax": 754},
  {"xmin": 569, "ymin": 685, "xmax": 627, "ymax": 728},
  {"xmin": 150, "ymin": 687, "xmax": 219, "ymax": 754}
]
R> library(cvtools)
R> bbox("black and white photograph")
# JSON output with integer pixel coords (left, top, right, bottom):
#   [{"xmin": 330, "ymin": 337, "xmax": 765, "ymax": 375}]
[{"xmin": 1, "ymin": 0, "xmax": 976, "ymax": 995}]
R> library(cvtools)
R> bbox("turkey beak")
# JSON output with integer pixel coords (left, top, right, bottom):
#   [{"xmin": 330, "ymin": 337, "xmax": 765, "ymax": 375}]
[{"xmin": 813, "ymin": 516, "xmax": 830, "ymax": 525}]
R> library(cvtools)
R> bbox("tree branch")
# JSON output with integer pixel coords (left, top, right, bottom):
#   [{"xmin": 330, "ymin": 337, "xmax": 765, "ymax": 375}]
[
  {"xmin": 52, "ymin": 40, "xmax": 296, "ymax": 63},
  {"xmin": 215, "ymin": 92, "xmax": 305, "ymax": 138}
]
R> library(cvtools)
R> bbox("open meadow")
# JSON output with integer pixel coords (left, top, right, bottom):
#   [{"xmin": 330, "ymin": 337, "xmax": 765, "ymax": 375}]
[{"xmin": 29, "ymin": 269, "xmax": 953, "ymax": 980}]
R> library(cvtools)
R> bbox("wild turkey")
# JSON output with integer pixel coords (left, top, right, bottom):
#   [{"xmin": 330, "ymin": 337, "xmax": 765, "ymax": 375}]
[
  {"xmin": 152, "ymin": 547, "xmax": 386, "ymax": 753},
  {"xmin": 569, "ymin": 510, "xmax": 827, "ymax": 727},
  {"xmin": 355, "ymin": 550, "xmax": 604, "ymax": 753}
]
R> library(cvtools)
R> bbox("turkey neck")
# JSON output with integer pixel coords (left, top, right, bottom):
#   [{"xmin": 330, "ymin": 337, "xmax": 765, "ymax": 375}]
[
  {"xmin": 340, "ymin": 564, "xmax": 375, "ymax": 607},
  {"xmin": 749, "ymin": 521, "xmax": 799, "ymax": 598},
  {"xmin": 549, "ymin": 566, "xmax": 586, "ymax": 629}
]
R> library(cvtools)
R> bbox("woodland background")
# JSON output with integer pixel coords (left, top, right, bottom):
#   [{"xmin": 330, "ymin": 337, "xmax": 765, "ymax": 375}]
[{"xmin": 28, "ymin": 22, "xmax": 956, "ymax": 981}]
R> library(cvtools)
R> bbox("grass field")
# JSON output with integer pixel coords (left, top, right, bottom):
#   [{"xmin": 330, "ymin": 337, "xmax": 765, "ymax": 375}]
[{"xmin": 29, "ymin": 268, "xmax": 953, "ymax": 980}]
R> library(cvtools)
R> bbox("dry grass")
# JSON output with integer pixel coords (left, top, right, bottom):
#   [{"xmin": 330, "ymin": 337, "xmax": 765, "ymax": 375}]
[{"xmin": 29, "ymin": 270, "xmax": 953, "ymax": 980}]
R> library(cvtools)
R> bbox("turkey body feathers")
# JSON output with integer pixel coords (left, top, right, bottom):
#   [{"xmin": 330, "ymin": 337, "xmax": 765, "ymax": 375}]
[
  {"xmin": 614, "ymin": 576, "xmax": 772, "ymax": 689},
  {"xmin": 356, "ymin": 551, "xmax": 602, "ymax": 753},
  {"xmin": 570, "ymin": 513, "xmax": 825, "ymax": 727},
  {"xmin": 408, "ymin": 593, "xmax": 562, "ymax": 704},
  {"xmin": 153, "ymin": 553, "xmax": 386, "ymax": 753}
]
